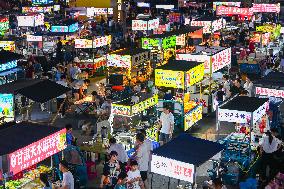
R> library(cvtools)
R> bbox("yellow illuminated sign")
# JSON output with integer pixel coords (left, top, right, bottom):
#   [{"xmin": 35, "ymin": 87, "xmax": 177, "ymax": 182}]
[
  {"xmin": 155, "ymin": 69, "xmax": 185, "ymax": 89},
  {"xmin": 184, "ymin": 105, "xmax": 203, "ymax": 131},
  {"xmin": 256, "ymin": 25, "xmax": 274, "ymax": 33},
  {"xmin": 132, "ymin": 94, "xmax": 158, "ymax": 114},
  {"xmin": 111, "ymin": 94, "xmax": 158, "ymax": 116},
  {"xmin": 186, "ymin": 63, "xmax": 205, "ymax": 86},
  {"xmin": 0, "ymin": 41, "xmax": 15, "ymax": 52},
  {"xmin": 146, "ymin": 125, "xmax": 159, "ymax": 142}
]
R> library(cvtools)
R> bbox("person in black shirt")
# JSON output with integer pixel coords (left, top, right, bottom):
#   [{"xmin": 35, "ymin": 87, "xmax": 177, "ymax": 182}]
[
  {"xmin": 216, "ymin": 85, "xmax": 225, "ymax": 103},
  {"xmin": 229, "ymin": 79, "xmax": 244, "ymax": 97}
]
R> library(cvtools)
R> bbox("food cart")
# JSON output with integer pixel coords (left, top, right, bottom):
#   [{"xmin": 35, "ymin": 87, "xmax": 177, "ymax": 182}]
[
  {"xmin": 0, "ymin": 122, "xmax": 66, "ymax": 189},
  {"xmin": 176, "ymin": 46, "xmax": 232, "ymax": 113},
  {"xmin": 216, "ymin": 96, "xmax": 269, "ymax": 175},
  {"xmin": 155, "ymin": 61, "xmax": 205, "ymax": 131},
  {"xmin": 150, "ymin": 133, "xmax": 223, "ymax": 188},
  {"xmin": 107, "ymin": 48, "xmax": 151, "ymax": 86}
]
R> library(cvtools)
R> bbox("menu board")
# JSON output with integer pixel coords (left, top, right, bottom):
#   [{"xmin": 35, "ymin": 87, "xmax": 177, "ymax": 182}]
[
  {"xmin": 0, "ymin": 94, "xmax": 14, "ymax": 123},
  {"xmin": 75, "ymin": 39, "xmax": 93, "ymax": 48},
  {"xmin": 107, "ymin": 54, "xmax": 131, "ymax": 68},
  {"xmin": 155, "ymin": 69, "xmax": 185, "ymax": 89}
]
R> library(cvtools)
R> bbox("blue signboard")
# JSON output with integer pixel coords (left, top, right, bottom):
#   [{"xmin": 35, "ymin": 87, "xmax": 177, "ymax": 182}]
[
  {"xmin": 68, "ymin": 22, "xmax": 79, "ymax": 33},
  {"xmin": 0, "ymin": 93, "xmax": 14, "ymax": 122},
  {"xmin": 51, "ymin": 25, "xmax": 68, "ymax": 32},
  {"xmin": 0, "ymin": 60, "xmax": 17, "ymax": 72},
  {"xmin": 32, "ymin": 0, "xmax": 53, "ymax": 5}
]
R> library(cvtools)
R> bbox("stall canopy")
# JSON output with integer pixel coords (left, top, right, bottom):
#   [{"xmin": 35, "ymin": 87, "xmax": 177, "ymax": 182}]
[
  {"xmin": 17, "ymin": 79, "xmax": 70, "ymax": 103},
  {"xmin": 254, "ymin": 72, "xmax": 284, "ymax": 98},
  {"xmin": 218, "ymin": 96, "xmax": 269, "ymax": 125},
  {"xmin": 151, "ymin": 133, "xmax": 224, "ymax": 183},
  {"xmin": 0, "ymin": 122, "xmax": 62, "ymax": 156},
  {"xmin": 0, "ymin": 79, "xmax": 42, "ymax": 94}
]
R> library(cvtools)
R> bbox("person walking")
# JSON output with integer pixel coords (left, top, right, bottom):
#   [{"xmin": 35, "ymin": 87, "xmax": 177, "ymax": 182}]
[
  {"xmin": 56, "ymin": 160, "xmax": 74, "ymax": 189},
  {"xmin": 159, "ymin": 105, "xmax": 174, "ymax": 145},
  {"xmin": 107, "ymin": 138, "xmax": 128, "ymax": 170}
]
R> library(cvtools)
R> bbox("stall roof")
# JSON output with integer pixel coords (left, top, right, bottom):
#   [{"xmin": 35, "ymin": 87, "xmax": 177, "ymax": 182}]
[
  {"xmin": 0, "ymin": 50, "xmax": 24, "ymax": 64},
  {"xmin": 111, "ymin": 48, "xmax": 150, "ymax": 56},
  {"xmin": 148, "ymin": 26, "xmax": 203, "ymax": 39},
  {"xmin": 0, "ymin": 79, "xmax": 42, "ymax": 94},
  {"xmin": 17, "ymin": 79, "xmax": 70, "ymax": 103},
  {"xmin": 254, "ymin": 72, "xmax": 284, "ymax": 88},
  {"xmin": 153, "ymin": 134, "xmax": 224, "ymax": 166},
  {"xmin": 193, "ymin": 46, "xmax": 226, "ymax": 55},
  {"xmin": 220, "ymin": 96, "xmax": 268, "ymax": 112},
  {"xmin": 156, "ymin": 60, "xmax": 203, "ymax": 71},
  {"xmin": 0, "ymin": 122, "xmax": 61, "ymax": 156}
]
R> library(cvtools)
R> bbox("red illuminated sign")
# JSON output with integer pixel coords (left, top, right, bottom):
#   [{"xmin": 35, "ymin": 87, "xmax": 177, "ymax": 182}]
[
  {"xmin": 252, "ymin": 3, "xmax": 280, "ymax": 13},
  {"xmin": 9, "ymin": 129, "xmax": 66, "ymax": 174},
  {"xmin": 216, "ymin": 6, "xmax": 253, "ymax": 16}
]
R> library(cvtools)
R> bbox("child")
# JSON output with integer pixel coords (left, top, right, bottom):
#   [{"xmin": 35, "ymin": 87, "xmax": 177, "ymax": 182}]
[
  {"xmin": 126, "ymin": 160, "xmax": 144, "ymax": 189},
  {"xmin": 115, "ymin": 172, "xmax": 127, "ymax": 189}
]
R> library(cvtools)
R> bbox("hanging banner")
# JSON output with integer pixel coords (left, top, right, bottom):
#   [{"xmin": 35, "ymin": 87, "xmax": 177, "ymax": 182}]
[
  {"xmin": 184, "ymin": 105, "xmax": 202, "ymax": 131},
  {"xmin": 107, "ymin": 54, "xmax": 131, "ymax": 68},
  {"xmin": 213, "ymin": 2, "xmax": 241, "ymax": 11},
  {"xmin": 256, "ymin": 87, "xmax": 284, "ymax": 99},
  {"xmin": 218, "ymin": 109, "xmax": 251, "ymax": 123},
  {"xmin": 155, "ymin": 69, "xmax": 185, "ymax": 89},
  {"xmin": 252, "ymin": 3, "xmax": 280, "ymax": 13},
  {"xmin": 211, "ymin": 48, "xmax": 231, "ymax": 73},
  {"xmin": 176, "ymin": 34, "xmax": 185, "ymax": 46},
  {"xmin": 151, "ymin": 155, "xmax": 195, "ymax": 183},
  {"xmin": 216, "ymin": 6, "xmax": 253, "ymax": 16},
  {"xmin": 93, "ymin": 35, "xmax": 111, "ymax": 48},
  {"xmin": 9, "ymin": 129, "xmax": 66, "ymax": 175}
]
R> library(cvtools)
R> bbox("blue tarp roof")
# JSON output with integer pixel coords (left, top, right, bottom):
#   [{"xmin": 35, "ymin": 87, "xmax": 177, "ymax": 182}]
[{"xmin": 152, "ymin": 134, "xmax": 224, "ymax": 166}]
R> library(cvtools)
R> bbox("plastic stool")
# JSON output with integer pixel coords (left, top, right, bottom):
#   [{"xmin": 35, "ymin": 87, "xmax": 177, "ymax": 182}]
[{"xmin": 86, "ymin": 161, "xmax": 97, "ymax": 179}]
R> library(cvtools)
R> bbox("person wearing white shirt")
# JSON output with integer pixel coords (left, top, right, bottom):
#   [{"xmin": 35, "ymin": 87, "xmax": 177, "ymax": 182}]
[
  {"xmin": 159, "ymin": 106, "xmax": 174, "ymax": 145},
  {"xmin": 136, "ymin": 133, "xmax": 150, "ymax": 187},
  {"xmin": 222, "ymin": 74, "xmax": 231, "ymax": 100},
  {"xmin": 57, "ymin": 160, "xmax": 74, "ymax": 189},
  {"xmin": 107, "ymin": 138, "xmax": 128, "ymax": 164},
  {"xmin": 260, "ymin": 131, "xmax": 282, "ymax": 180},
  {"xmin": 243, "ymin": 76, "xmax": 253, "ymax": 97},
  {"xmin": 127, "ymin": 160, "xmax": 143, "ymax": 189}
]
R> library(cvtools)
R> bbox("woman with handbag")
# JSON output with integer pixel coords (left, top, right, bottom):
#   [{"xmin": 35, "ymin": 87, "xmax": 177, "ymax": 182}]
[{"xmin": 100, "ymin": 151, "xmax": 121, "ymax": 189}]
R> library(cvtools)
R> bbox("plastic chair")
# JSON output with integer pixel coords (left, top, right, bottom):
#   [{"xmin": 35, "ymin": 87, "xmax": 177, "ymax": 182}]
[{"xmin": 86, "ymin": 161, "xmax": 97, "ymax": 180}]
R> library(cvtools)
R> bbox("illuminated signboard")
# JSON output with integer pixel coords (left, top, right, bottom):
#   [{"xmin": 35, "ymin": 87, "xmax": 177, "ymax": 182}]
[
  {"xmin": 107, "ymin": 54, "xmax": 131, "ymax": 68},
  {"xmin": 22, "ymin": 6, "xmax": 52, "ymax": 13},
  {"xmin": 151, "ymin": 155, "xmax": 195, "ymax": 183},
  {"xmin": 141, "ymin": 38, "xmax": 160, "ymax": 50},
  {"xmin": 191, "ymin": 18, "xmax": 225, "ymax": 33},
  {"xmin": 75, "ymin": 39, "xmax": 93, "ymax": 48},
  {"xmin": 168, "ymin": 13, "xmax": 180, "ymax": 23},
  {"xmin": 186, "ymin": 63, "xmax": 204, "ymax": 86},
  {"xmin": 216, "ymin": 6, "xmax": 253, "ymax": 16},
  {"xmin": 51, "ymin": 26, "xmax": 69, "ymax": 32},
  {"xmin": 77, "ymin": 56, "xmax": 106, "ymax": 70},
  {"xmin": 176, "ymin": 54, "xmax": 210, "ymax": 73},
  {"xmin": 156, "ymin": 5, "xmax": 175, "ymax": 9},
  {"xmin": 162, "ymin": 35, "xmax": 176, "ymax": 50},
  {"xmin": 252, "ymin": 3, "xmax": 280, "ymax": 13},
  {"xmin": 0, "ymin": 94, "xmax": 14, "ymax": 123},
  {"xmin": 0, "ymin": 41, "xmax": 16, "ymax": 52},
  {"xmin": 34, "ymin": 14, "xmax": 44, "ymax": 27},
  {"xmin": 27, "ymin": 35, "xmax": 43, "ymax": 42},
  {"xmin": 68, "ymin": 22, "xmax": 79, "ymax": 32},
  {"xmin": 184, "ymin": 105, "xmax": 202, "ymax": 131},
  {"xmin": 256, "ymin": 87, "xmax": 284, "ymax": 99},
  {"xmin": 132, "ymin": 19, "xmax": 159, "ymax": 31},
  {"xmin": 54, "ymin": 5, "xmax": 60, "ymax": 11},
  {"xmin": 132, "ymin": 94, "xmax": 158, "ymax": 115},
  {"xmin": 0, "ymin": 60, "xmax": 17, "ymax": 72},
  {"xmin": 211, "ymin": 47, "xmax": 231, "ymax": 73},
  {"xmin": 213, "ymin": 2, "xmax": 241, "ymax": 11},
  {"xmin": 176, "ymin": 34, "xmax": 185, "ymax": 46},
  {"xmin": 93, "ymin": 35, "xmax": 112, "ymax": 48},
  {"xmin": 111, "ymin": 104, "xmax": 131, "ymax": 116},
  {"xmin": 17, "ymin": 16, "xmax": 35, "ymax": 27},
  {"xmin": 0, "ymin": 18, "xmax": 9, "ymax": 35},
  {"xmin": 87, "ymin": 8, "xmax": 113, "ymax": 17},
  {"xmin": 146, "ymin": 125, "xmax": 159, "ymax": 142},
  {"xmin": 32, "ymin": 0, "xmax": 54, "ymax": 5},
  {"xmin": 9, "ymin": 129, "xmax": 66, "ymax": 174},
  {"xmin": 155, "ymin": 69, "xmax": 185, "ymax": 89},
  {"xmin": 137, "ymin": 2, "xmax": 150, "ymax": 7}
]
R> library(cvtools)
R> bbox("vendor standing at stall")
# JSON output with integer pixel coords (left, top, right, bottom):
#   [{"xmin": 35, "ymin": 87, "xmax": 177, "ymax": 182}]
[
  {"xmin": 72, "ymin": 79, "xmax": 90, "ymax": 101},
  {"xmin": 159, "ymin": 105, "xmax": 175, "ymax": 145}
]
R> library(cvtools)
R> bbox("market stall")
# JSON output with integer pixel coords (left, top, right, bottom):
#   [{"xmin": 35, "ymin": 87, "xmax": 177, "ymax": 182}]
[
  {"xmin": 216, "ymin": 96, "xmax": 269, "ymax": 170},
  {"xmin": 155, "ymin": 61, "xmax": 205, "ymax": 131},
  {"xmin": 106, "ymin": 48, "xmax": 151, "ymax": 86},
  {"xmin": 151, "ymin": 133, "xmax": 223, "ymax": 188},
  {"xmin": 176, "ymin": 46, "xmax": 232, "ymax": 113},
  {"xmin": 254, "ymin": 72, "xmax": 284, "ymax": 129},
  {"xmin": 0, "ymin": 122, "xmax": 66, "ymax": 189}
]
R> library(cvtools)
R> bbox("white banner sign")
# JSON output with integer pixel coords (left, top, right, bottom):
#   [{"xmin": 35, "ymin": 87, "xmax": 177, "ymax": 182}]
[
  {"xmin": 176, "ymin": 34, "xmax": 185, "ymax": 46},
  {"xmin": 132, "ymin": 19, "xmax": 159, "ymax": 31},
  {"xmin": 253, "ymin": 102, "xmax": 268, "ymax": 124},
  {"xmin": 218, "ymin": 108, "xmax": 251, "ymax": 123},
  {"xmin": 75, "ymin": 39, "xmax": 93, "ymax": 48},
  {"xmin": 151, "ymin": 155, "xmax": 195, "ymax": 183},
  {"xmin": 27, "ymin": 35, "xmax": 43, "ymax": 42},
  {"xmin": 212, "ymin": 47, "xmax": 231, "ymax": 73},
  {"xmin": 256, "ymin": 87, "xmax": 284, "ymax": 98},
  {"xmin": 93, "ymin": 35, "xmax": 111, "ymax": 48},
  {"xmin": 17, "ymin": 16, "xmax": 35, "ymax": 27}
]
